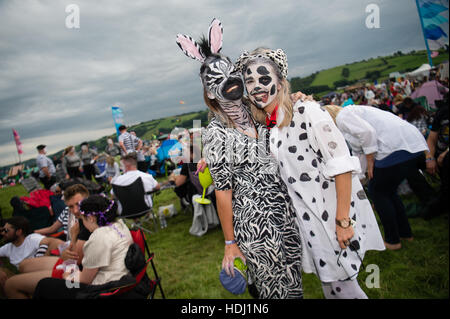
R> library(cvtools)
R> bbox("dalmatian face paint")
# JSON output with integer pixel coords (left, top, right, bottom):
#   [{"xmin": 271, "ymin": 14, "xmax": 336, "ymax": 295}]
[
  {"xmin": 200, "ymin": 55, "xmax": 244, "ymax": 102},
  {"xmin": 244, "ymin": 61, "xmax": 280, "ymax": 109}
]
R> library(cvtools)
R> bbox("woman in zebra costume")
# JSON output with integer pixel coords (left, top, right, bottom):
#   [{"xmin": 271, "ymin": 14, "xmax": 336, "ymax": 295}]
[{"xmin": 176, "ymin": 19, "xmax": 303, "ymax": 299}]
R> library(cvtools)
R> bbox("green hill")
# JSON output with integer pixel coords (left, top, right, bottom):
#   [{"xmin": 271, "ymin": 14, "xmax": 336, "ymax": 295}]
[{"xmin": 290, "ymin": 49, "xmax": 449, "ymax": 97}]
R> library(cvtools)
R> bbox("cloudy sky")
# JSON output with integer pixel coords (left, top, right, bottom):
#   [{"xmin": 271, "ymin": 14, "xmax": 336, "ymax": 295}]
[{"xmin": 0, "ymin": 0, "xmax": 429, "ymax": 167}]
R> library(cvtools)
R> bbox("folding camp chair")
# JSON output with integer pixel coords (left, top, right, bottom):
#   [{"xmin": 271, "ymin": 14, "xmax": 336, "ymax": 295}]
[
  {"xmin": 98, "ymin": 228, "xmax": 165, "ymax": 299},
  {"xmin": 112, "ymin": 177, "xmax": 159, "ymax": 234},
  {"xmin": 21, "ymin": 177, "xmax": 42, "ymax": 193}
]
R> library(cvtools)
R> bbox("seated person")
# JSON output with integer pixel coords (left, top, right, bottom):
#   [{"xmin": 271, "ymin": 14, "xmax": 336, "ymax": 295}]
[
  {"xmin": 33, "ymin": 195, "xmax": 134, "ymax": 299},
  {"xmin": 34, "ymin": 206, "xmax": 69, "ymax": 240},
  {"xmin": 0, "ymin": 217, "xmax": 62, "ymax": 268},
  {"xmin": 111, "ymin": 153, "xmax": 160, "ymax": 214},
  {"xmin": 0, "ymin": 216, "xmax": 63, "ymax": 296},
  {"xmin": 96, "ymin": 155, "xmax": 120, "ymax": 184},
  {"xmin": 3, "ymin": 184, "xmax": 92, "ymax": 299},
  {"xmin": 170, "ymin": 145, "xmax": 216, "ymax": 210},
  {"xmin": 49, "ymin": 184, "xmax": 66, "ymax": 221}
]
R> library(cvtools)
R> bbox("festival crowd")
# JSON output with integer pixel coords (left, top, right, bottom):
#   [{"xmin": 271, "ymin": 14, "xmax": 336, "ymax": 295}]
[{"xmin": 0, "ymin": 18, "xmax": 448, "ymax": 299}]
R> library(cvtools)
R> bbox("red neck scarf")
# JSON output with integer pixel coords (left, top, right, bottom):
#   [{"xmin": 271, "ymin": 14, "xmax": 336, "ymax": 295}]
[{"xmin": 266, "ymin": 105, "xmax": 279, "ymax": 130}]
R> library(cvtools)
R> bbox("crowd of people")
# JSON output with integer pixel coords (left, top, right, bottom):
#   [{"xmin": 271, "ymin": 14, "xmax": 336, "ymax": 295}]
[{"xmin": 1, "ymin": 17, "xmax": 448, "ymax": 299}]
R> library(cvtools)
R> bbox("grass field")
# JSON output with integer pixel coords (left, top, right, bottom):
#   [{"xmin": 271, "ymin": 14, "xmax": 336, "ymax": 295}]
[
  {"xmin": 309, "ymin": 50, "xmax": 449, "ymax": 89},
  {"xmin": 1, "ymin": 180, "xmax": 448, "ymax": 299}
]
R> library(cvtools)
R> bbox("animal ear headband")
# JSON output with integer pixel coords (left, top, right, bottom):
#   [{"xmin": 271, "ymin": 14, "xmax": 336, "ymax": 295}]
[
  {"xmin": 235, "ymin": 49, "xmax": 289, "ymax": 79},
  {"xmin": 176, "ymin": 18, "xmax": 223, "ymax": 63}
]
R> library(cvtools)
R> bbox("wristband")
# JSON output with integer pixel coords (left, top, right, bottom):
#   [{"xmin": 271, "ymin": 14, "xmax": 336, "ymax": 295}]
[
  {"xmin": 426, "ymin": 157, "xmax": 435, "ymax": 162},
  {"xmin": 225, "ymin": 240, "xmax": 236, "ymax": 245}
]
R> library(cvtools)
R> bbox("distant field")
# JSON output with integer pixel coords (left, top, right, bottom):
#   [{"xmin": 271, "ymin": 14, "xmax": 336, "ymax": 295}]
[{"xmin": 308, "ymin": 49, "xmax": 448, "ymax": 91}]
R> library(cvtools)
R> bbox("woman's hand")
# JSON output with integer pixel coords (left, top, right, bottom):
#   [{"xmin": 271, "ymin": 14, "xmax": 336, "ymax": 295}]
[
  {"xmin": 223, "ymin": 243, "xmax": 246, "ymax": 277},
  {"xmin": 291, "ymin": 91, "xmax": 314, "ymax": 103},
  {"xmin": 336, "ymin": 225, "xmax": 355, "ymax": 249},
  {"xmin": 196, "ymin": 158, "xmax": 207, "ymax": 174},
  {"xmin": 61, "ymin": 243, "xmax": 79, "ymax": 261}
]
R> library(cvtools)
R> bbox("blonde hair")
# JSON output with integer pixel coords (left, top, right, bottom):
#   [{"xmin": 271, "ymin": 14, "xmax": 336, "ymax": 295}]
[
  {"xmin": 243, "ymin": 48, "xmax": 293, "ymax": 128},
  {"xmin": 106, "ymin": 155, "xmax": 115, "ymax": 166},
  {"xmin": 322, "ymin": 104, "xmax": 343, "ymax": 124},
  {"xmin": 64, "ymin": 145, "xmax": 74, "ymax": 155}
]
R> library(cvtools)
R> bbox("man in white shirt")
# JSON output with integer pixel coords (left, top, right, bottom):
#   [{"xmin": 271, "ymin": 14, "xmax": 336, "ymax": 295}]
[
  {"xmin": 36, "ymin": 144, "xmax": 56, "ymax": 190},
  {"xmin": 0, "ymin": 216, "xmax": 62, "ymax": 295},
  {"xmin": 111, "ymin": 153, "xmax": 160, "ymax": 213}
]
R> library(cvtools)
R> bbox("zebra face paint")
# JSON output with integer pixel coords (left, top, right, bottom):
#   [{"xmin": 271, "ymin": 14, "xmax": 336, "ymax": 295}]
[
  {"xmin": 200, "ymin": 55, "xmax": 244, "ymax": 102},
  {"xmin": 243, "ymin": 61, "xmax": 280, "ymax": 109}
]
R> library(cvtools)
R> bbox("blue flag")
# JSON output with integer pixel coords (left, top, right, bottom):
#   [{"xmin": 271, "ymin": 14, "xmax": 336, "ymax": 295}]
[
  {"xmin": 417, "ymin": 0, "xmax": 449, "ymax": 50},
  {"xmin": 111, "ymin": 106, "xmax": 125, "ymax": 140}
]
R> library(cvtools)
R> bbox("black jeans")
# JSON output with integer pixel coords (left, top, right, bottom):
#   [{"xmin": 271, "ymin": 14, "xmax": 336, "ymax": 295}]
[
  {"xmin": 82, "ymin": 164, "xmax": 96, "ymax": 181},
  {"xmin": 368, "ymin": 157, "xmax": 416, "ymax": 244},
  {"xmin": 39, "ymin": 175, "xmax": 56, "ymax": 190}
]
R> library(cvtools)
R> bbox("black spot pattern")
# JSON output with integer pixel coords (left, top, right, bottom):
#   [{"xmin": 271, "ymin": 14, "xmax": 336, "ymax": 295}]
[
  {"xmin": 288, "ymin": 146, "xmax": 297, "ymax": 153},
  {"xmin": 300, "ymin": 173, "xmax": 311, "ymax": 182},
  {"xmin": 322, "ymin": 210, "xmax": 329, "ymax": 222}
]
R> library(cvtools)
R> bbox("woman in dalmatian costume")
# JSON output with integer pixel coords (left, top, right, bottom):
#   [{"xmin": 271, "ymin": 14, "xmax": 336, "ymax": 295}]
[
  {"xmin": 236, "ymin": 48, "xmax": 385, "ymax": 299},
  {"xmin": 176, "ymin": 20, "xmax": 303, "ymax": 299}
]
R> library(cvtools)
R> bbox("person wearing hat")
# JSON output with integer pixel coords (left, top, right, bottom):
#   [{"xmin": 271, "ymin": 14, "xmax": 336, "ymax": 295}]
[{"xmin": 36, "ymin": 145, "xmax": 56, "ymax": 190}]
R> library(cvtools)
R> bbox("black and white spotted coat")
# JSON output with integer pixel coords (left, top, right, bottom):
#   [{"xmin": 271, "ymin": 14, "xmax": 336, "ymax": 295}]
[
  {"xmin": 203, "ymin": 112, "xmax": 303, "ymax": 299},
  {"xmin": 269, "ymin": 100, "xmax": 385, "ymax": 283}
]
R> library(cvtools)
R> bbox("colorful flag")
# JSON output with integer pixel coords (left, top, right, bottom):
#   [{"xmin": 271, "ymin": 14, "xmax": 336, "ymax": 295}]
[
  {"xmin": 12, "ymin": 128, "xmax": 23, "ymax": 155},
  {"xmin": 111, "ymin": 106, "xmax": 125, "ymax": 140},
  {"xmin": 416, "ymin": 0, "xmax": 449, "ymax": 52}
]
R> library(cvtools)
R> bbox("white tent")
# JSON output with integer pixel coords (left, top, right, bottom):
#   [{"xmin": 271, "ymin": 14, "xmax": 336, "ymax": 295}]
[
  {"xmin": 389, "ymin": 71, "xmax": 403, "ymax": 79},
  {"xmin": 407, "ymin": 64, "xmax": 432, "ymax": 78}
]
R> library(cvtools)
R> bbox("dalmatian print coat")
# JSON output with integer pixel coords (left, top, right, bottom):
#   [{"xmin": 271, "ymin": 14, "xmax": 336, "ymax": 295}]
[
  {"xmin": 269, "ymin": 100, "xmax": 385, "ymax": 282},
  {"xmin": 203, "ymin": 113, "xmax": 303, "ymax": 299}
]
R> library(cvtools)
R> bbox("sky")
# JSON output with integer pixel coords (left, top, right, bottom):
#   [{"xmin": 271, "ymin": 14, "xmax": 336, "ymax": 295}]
[{"xmin": 0, "ymin": 0, "xmax": 431, "ymax": 167}]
